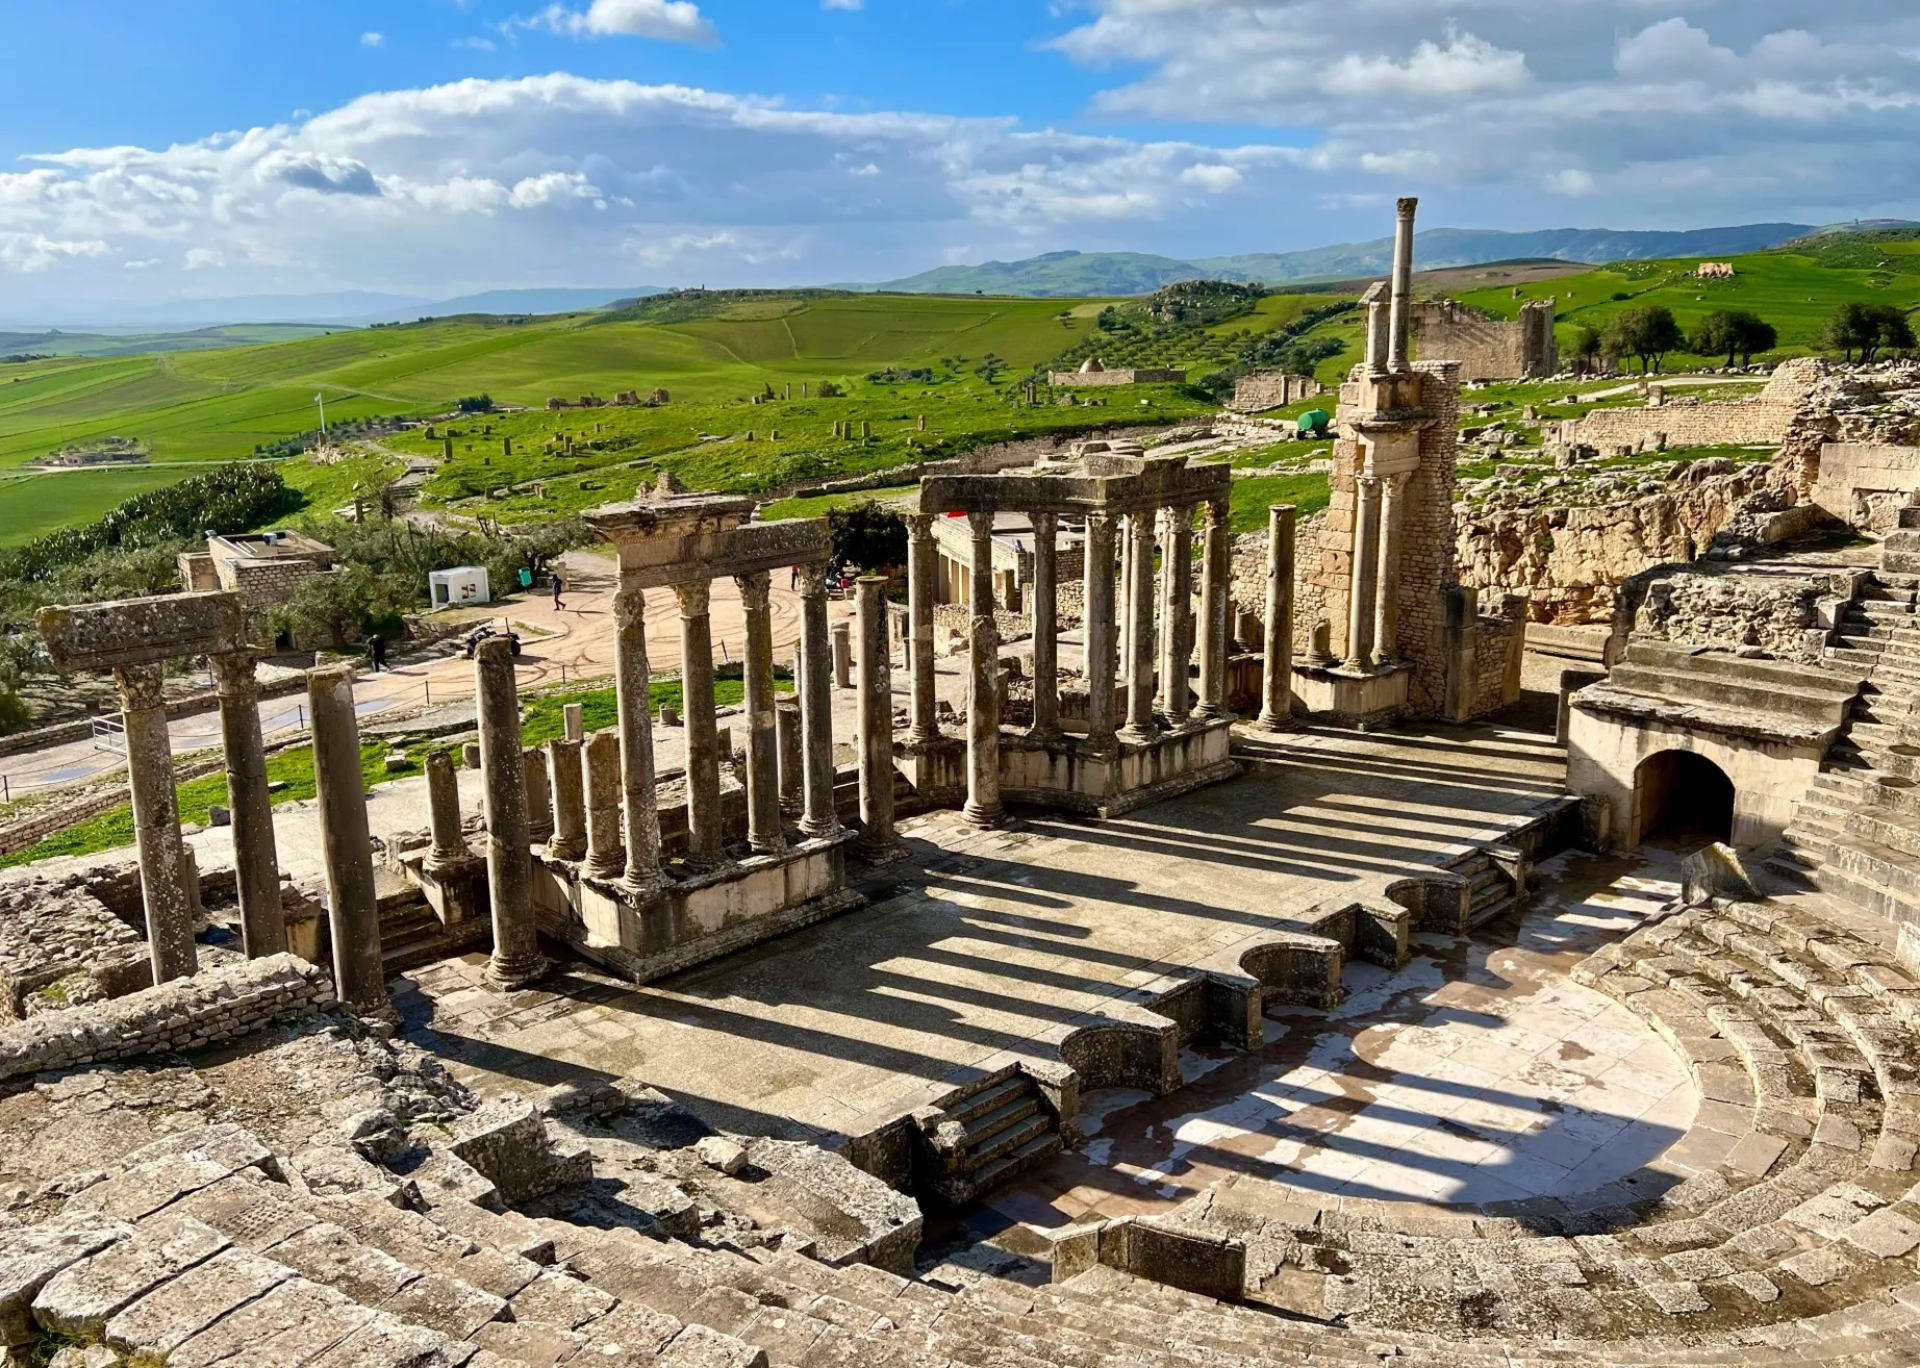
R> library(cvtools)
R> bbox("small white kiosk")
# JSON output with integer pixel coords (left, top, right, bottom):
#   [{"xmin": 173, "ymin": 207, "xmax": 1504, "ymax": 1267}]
[{"xmin": 429, "ymin": 566, "xmax": 491, "ymax": 608}]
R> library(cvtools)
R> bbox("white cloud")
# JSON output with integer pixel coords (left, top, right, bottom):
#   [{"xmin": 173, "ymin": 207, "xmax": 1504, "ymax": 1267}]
[
  {"xmin": 454, "ymin": 36, "xmax": 497, "ymax": 51},
  {"xmin": 518, "ymin": 0, "xmax": 717, "ymax": 46},
  {"xmin": 1178, "ymin": 164, "xmax": 1243, "ymax": 193},
  {"xmin": 1544, "ymin": 169, "xmax": 1598, "ymax": 197},
  {"xmin": 822, "ymin": 0, "xmax": 863, "ymax": 9},
  {"xmin": 1320, "ymin": 33, "xmax": 1528, "ymax": 98},
  {"xmin": 361, "ymin": 31, "xmax": 383, "ymax": 48},
  {"xmin": 508, "ymin": 170, "xmax": 604, "ymax": 208},
  {"xmin": 0, "ymin": 233, "xmax": 108, "ymax": 273}
]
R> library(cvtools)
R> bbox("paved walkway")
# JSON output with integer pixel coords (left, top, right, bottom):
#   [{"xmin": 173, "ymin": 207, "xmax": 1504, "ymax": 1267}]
[{"xmin": 397, "ymin": 723, "xmax": 1570, "ymax": 1147}]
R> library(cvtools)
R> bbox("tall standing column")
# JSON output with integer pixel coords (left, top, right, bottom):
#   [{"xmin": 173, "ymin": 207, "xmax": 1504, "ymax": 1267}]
[
  {"xmin": 424, "ymin": 750, "xmax": 470, "ymax": 868},
  {"xmin": 855, "ymin": 575, "xmax": 899, "ymax": 857},
  {"xmin": 963, "ymin": 511, "xmax": 1003, "ymax": 828},
  {"xmin": 1117, "ymin": 515, "xmax": 1134, "ymax": 688},
  {"xmin": 1345, "ymin": 475, "xmax": 1383, "ymax": 672},
  {"xmin": 1196, "ymin": 498, "xmax": 1232, "ymax": 721},
  {"xmin": 1365, "ymin": 282, "xmax": 1390, "ymax": 378},
  {"xmin": 1374, "ymin": 473, "xmax": 1409, "ymax": 664},
  {"xmin": 904, "ymin": 515, "xmax": 940, "ymax": 745},
  {"xmin": 118, "ymin": 662, "xmax": 197, "ymax": 984},
  {"xmin": 737, "ymin": 571, "xmax": 785, "ymax": 855},
  {"xmin": 612, "ymin": 585, "xmax": 665, "ymax": 895},
  {"xmin": 546, "ymin": 737, "xmax": 587, "ymax": 861},
  {"xmin": 1028, "ymin": 511, "xmax": 1060, "ymax": 741},
  {"xmin": 1388, "ymin": 197, "xmax": 1418, "ymax": 374},
  {"xmin": 797, "ymin": 563, "xmax": 842, "ymax": 839},
  {"xmin": 675, "ymin": 579, "xmax": 724, "ymax": 870},
  {"xmin": 1121, "ymin": 512, "xmax": 1159, "ymax": 744},
  {"xmin": 1083, "ymin": 511, "xmax": 1118, "ymax": 755},
  {"xmin": 475, "ymin": 638, "xmax": 546, "ymax": 990},
  {"xmin": 583, "ymin": 730, "xmax": 626, "ymax": 880},
  {"xmin": 210, "ymin": 652, "xmax": 284, "ymax": 958},
  {"xmin": 1259, "ymin": 505, "xmax": 1297, "ymax": 731},
  {"xmin": 1159, "ymin": 505, "xmax": 1194, "ymax": 719},
  {"xmin": 308, "ymin": 664, "xmax": 383, "ymax": 1011}
]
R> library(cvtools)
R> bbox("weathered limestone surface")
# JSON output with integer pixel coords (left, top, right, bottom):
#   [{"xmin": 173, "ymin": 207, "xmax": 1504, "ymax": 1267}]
[
  {"xmin": 309, "ymin": 665, "xmax": 384, "ymax": 1013},
  {"xmin": 474, "ymin": 637, "xmax": 547, "ymax": 991}
]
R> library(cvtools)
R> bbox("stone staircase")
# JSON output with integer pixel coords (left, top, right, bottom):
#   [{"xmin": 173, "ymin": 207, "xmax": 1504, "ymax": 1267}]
[
  {"xmin": 378, "ymin": 888, "xmax": 489, "ymax": 975},
  {"xmin": 918, "ymin": 1068, "xmax": 1066, "ymax": 1206},
  {"xmin": 1443, "ymin": 847, "xmax": 1522, "ymax": 928},
  {"xmin": 1769, "ymin": 556, "xmax": 1920, "ymax": 932}
]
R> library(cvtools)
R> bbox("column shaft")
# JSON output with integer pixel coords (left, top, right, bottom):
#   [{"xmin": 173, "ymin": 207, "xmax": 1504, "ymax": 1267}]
[
  {"xmin": 905, "ymin": 515, "xmax": 940, "ymax": 745},
  {"xmin": 524, "ymin": 749, "xmax": 553, "ymax": 844},
  {"xmin": 737, "ymin": 571, "xmax": 785, "ymax": 855},
  {"xmin": 676, "ymin": 580, "xmax": 724, "ymax": 870},
  {"xmin": 797, "ymin": 565, "xmax": 842, "ymax": 838},
  {"xmin": 963, "ymin": 512, "xmax": 1003, "ymax": 827},
  {"xmin": 1388, "ymin": 197, "xmax": 1418, "ymax": 373},
  {"xmin": 118, "ymin": 662, "xmax": 197, "ymax": 985},
  {"xmin": 1028, "ymin": 512, "xmax": 1060, "ymax": 741},
  {"xmin": 613, "ymin": 585, "xmax": 665, "ymax": 893},
  {"xmin": 546, "ymin": 739, "xmax": 587, "ymax": 861},
  {"xmin": 1082, "ymin": 512, "xmax": 1118, "ymax": 755},
  {"xmin": 584, "ymin": 730, "xmax": 626, "ymax": 879},
  {"xmin": 308, "ymin": 664, "xmax": 383, "ymax": 1010},
  {"xmin": 1196, "ymin": 499, "xmax": 1232, "ymax": 720},
  {"xmin": 475, "ymin": 637, "xmax": 545, "ymax": 990},
  {"xmin": 855, "ymin": 575, "xmax": 898, "ymax": 856},
  {"xmin": 1160, "ymin": 506, "xmax": 1194, "ymax": 719},
  {"xmin": 424, "ymin": 750, "xmax": 471, "ymax": 867},
  {"xmin": 1260, "ymin": 505, "xmax": 1298, "ymax": 731},
  {"xmin": 211, "ymin": 652, "xmax": 284, "ymax": 958},
  {"xmin": 1374, "ymin": 474, "xmax": 1407, "ymax": 664},
  {"xmin": 1121, "ymin": 512, "xmax": 1159, "ymax": 743},
  {"xmin": 776, "ymin": 701, "xmax": 803, "ymax": 812},
  {"xmin": 1346, "ymin": 476, "xmax": 1383, "ymax": 671}
]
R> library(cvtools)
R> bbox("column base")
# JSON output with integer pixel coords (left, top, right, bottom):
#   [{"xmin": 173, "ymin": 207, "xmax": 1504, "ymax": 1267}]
[
  {"xmin": 962, "ymin": 801, "xmax": 1004, "ymax": 829},
  {"xmin": 545, "ymin": 838, "xmax": 587, "ymax": 862},
  {"xmin": 620, "ymin": 868, "xmax": 671, "ymax": 901},
  {"xmin": 1190, "ymin": 705, "xmax": 1234, "ymax": 725},
  {"xmin": 907, "ymin": 726, "xmax": 943, "ymax": 747},
  {"xmin": 799, "ymin": 818, "xmax": 843, "ymax": 840},
  {"xmin": 855, "ymin": 836, "xmax": 907, "ymax": 864},
  {"xmin": 586, "ymin": 855, "xmax": 626, "ymax": 882},
  {"xmin": 1026, "ymin": 725, "xmax": 1063, "ymax": 744},
  {"xmin": 1257, "ymin": 712, "xmax": 1297, "ymax": 733},
  {"xmin": 1117, "ymin": 723, "xmax": 1161, "ymax": 746},
  {"xmin": 749, "ymin": 835, "xmax": 790, "ymax": 857},
  {"xmin": 483, "ymin": 951, "xmax": 550, "ymax": 993}
]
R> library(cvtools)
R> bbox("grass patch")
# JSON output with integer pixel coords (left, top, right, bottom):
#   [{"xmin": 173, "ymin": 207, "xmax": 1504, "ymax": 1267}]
[
  {"xmin": 0, "ymin": 465, "xmax": 201, "ymax": 545},
  {"xmin": 759, "ymin": 484, "xmax": 920, "ymax": 521},
  {"xmin": 279, "ymin": 449, "xmax": 407, "ymax": 516},
  {"xmin": 520, "ymin": 670, "xmax": 793, "ymax": 747},
  {"xmin": 1229, "ymin": 474, "xmax": 1331, "ymax": 533}
]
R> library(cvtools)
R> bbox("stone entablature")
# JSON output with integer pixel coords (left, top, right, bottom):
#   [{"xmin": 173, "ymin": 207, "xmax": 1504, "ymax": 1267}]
[{"xmin": 1411, "ymin": 297, "xmax": 1557, "ymax": 382}]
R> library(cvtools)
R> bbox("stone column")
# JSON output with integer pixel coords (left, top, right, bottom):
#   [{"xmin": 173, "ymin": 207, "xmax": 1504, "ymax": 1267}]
[
  {"xmin": 963, "ymin": 511, "xmax": 1003, "ymax": 828},
  {"xmin": 612, "ymin": 585, "xmax": 665, "ymax": 895},
  {"xmin": 424, "ymin": 750, "xmax": 470, "ymax": 868},
  {"xmin": 675, "ymin": 579, "xmax": 724, "ymax": 871},
  {"xmin": 737, "ymin": 571, "xmax": 784, "ymax": 855},
  {"xmin": 776, "ymin": 701, "xmax": 802, "ymax": 812},
  {"xmin": 1028, "ymin": 511, "xmax": 1061, "ymax": 742},
  {"xmin": 524, "ymin": 749, "xmax": 553, "ymax": 844},
  {"xmin": 831, "ymin": 621, "xmax": 853, "ymax": 690},
  {"xmin": 1196, "ymin": 498, "xmax": 1232, "ymax": 721},
  {"xmin": 1159, "ymin": 505, "xmax": 1194, "ymax": 718},
  {"xmin": 584, "ymin": 730, "xmax": 625, "ymax": 879},
  {"xmin": 308, "ymin": 664, "xmax": 382, "ymax": 1011},
  {"xmin": 1083, "ymin": 511, "xmax": 1118, "ymax": 756},
  {"xmin": 546, "ymin": 738, "xmax": 586, "ymax": 861},
  {"xmin": 116, "ymin": 661, "xmax": 197, "ymax": 985},
  {"xmin": 1259, "ymin": 505, "xmax": 1297, "ymax": 731},
  {"xmin": 904, "ymin": 514, "xmax": 940, "ymax": 745},
  {"xmin": 1366, "ymin": 291, "xmax": 1390, "ymax": 378},
  {"xmin": 1388, "ymin": 197, "xmax": 1418, "ymax": 373},
  {"xmin": 1374, "ymin": 473, "xmax": 1409, "ymax": 665},
  {"xmin": 1117, "ymin": 515, "xmax": 1134, "ymax": 687},
  {"xmin": 474, "ymin": 636, "xmax": 546, "ymax": 991},
  {"xmin": 210, "ymin": 652, "xmax": 284, "ymax": 959},
  {"xmin": 1121, "ymin": 511, "xmax": 1159, "ymax": 744},
  {"xmin": 1345, "ymin": 475, "xmax": 1382, "ymax": 672},
  {"xmin": 797, "ymin": 563, "xmax": 841, "ymax": 838},
  {"xmin": 855, "ymin": 575, "xmax": 898, "ymax": 857}
]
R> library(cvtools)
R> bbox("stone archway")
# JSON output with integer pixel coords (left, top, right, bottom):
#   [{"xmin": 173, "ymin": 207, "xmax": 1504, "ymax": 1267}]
[{"xmin": 1632, "ymin": 749, "xmax": 1735, "ymax": 848}]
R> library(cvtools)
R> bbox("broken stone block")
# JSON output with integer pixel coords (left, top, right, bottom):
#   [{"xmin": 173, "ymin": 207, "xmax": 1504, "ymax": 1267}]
[
  {"xmin": 103, "ymin": 1247, "xmax": 293, "ymax": 1358},
  {"xmin": 379, "ymin": 1269, "xmax": 508, "ymax": 1338},
  {"xmin": 659, "ymin": 1322, "xmax": 772, "ymax": 1368},
  {"xmin": 0, "ymin": 1212, "xmax": 129, "ymax": 1346},
  {"xmin": 32, "ymin": 1213, "xmax": 228, "ymax": 1340},
  {"xmin": 166, "ymin": 1275, "xmax": 373, "ymax": 1368},
  {"xmin": 507, "ymin": 1269, "xmax": 618, "ymax": 1329},
  {"xmin": 447, "ymin": 1097, "xmax": 579, "ymax": 1206},
  {"xmin": 289, "ymin": 1146, "xmax": 409, "ymax": 1206},
  {"xmin": 694, "ymin": 1136, "xmax": 749, "ymax": 1177},
  {"xmin": 265, "ymin": 1222, "xmax": 422, "ymax": 1305},
  {"xmin": 400, "ymin": 1138, "xmax": 503, "ymax": 1213}
]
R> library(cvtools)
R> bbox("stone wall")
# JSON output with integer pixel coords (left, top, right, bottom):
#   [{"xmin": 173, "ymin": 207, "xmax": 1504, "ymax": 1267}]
[
  {"xmin": 1227, "ymin": 372, "xmax": 1322, "ymax": 414},
  {"xmin": 1629, "ymin": 571, "xmax": 1830, "ymax": 663},
  {"xmin": 0, "ymin": 953, "xmax": 335, "ymax": 1082},
  {"xmin": 1812, "ymin": 442, "xmax": 1920, "ymax": 530},
  {"xmin": 222, "ymin": 557, "xmax": 328, "ymax": 609},
  {"xmin": 1411, "ymin": 299, "xmax": 1557, "ymax": 382},
  {"xmin": 1472, "ymin": 603, "xmax": 1527, "ymax": 716},
  {"xmin": 1456, "ymin": 464, "xmax": 1781, "ymax": 623},
  {"xmin": 1558, "ymin": 400, "xmax": 1796, "ymax": 452},
  {"xmin": 1046, "ymin": 368, "xmax": 1186, "ymax": 387},
  {"xmin": 1230, "ymin": 515, "xmax": 1329, "ymax": 648}
]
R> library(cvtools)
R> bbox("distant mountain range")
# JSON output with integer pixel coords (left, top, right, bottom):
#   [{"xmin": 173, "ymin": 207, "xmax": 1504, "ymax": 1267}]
[
  {"xmin": 0, "ymin": 286, "xmax": 667, "ymax": 330},
  {"xmin": 847, "ymin": 223, "xmax": 1875, "ymax": 297}
]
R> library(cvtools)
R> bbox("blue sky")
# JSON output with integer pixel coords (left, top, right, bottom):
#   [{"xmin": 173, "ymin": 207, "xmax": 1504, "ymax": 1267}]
[{"xmin": 4, "ymin": 1, "xmax": 1918, "ymax": 311}]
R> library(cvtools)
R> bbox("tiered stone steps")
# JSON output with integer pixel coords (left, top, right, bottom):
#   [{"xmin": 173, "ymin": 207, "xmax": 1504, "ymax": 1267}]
[
  {"xmin": 927, "ymin": 1071, "xmax": 1065, "ymax": 1205},
  {"xmin": 1444, "ymin": 848, "xmax": 1521, "ymax": 928}
]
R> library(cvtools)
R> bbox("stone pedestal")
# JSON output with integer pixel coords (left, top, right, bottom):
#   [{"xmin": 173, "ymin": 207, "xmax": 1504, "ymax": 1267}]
[
  {"xmin": 309, "ymin": 665, "xmax": 384, "ymax": 1012},
  {"xmin": 475, "ymin": 636, "xmax": 548, "ymax": 991},
  {"xmin": 524, "ymin": 748, "xmax": 554, "ymax": 845},
  {"xmin": 831, "ymin": 620, "xmax": 853, "ymax": 690},
  {"xmin": 211, "ymin": 652, "xmax": 285, "ymax": 959}
]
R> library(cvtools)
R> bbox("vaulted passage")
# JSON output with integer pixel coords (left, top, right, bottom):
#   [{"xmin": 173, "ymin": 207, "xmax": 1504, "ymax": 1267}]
[{"xmin": 1634, "ymin": 749, "xmax": 1735, "ymax": 848}]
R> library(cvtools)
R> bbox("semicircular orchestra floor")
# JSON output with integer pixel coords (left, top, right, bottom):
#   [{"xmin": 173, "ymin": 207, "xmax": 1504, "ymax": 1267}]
[{"xmin": 972, "ymin": 849, "xmax": 1707, "ymax": 1230}]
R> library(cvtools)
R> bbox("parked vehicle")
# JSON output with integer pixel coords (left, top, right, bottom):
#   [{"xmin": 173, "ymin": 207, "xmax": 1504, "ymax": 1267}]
[{"xmin": 462, "ymin": 623, "xmax": 523, "ymax": 658}]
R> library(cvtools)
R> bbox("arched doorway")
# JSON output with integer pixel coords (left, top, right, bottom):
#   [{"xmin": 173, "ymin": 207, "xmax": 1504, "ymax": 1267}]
[{"xmin": 1633, "ymin": 750, "xmax": 1735, "ymax": 848}]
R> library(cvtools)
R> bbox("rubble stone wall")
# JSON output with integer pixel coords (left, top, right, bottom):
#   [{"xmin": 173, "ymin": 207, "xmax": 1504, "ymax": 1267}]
[
  {"xmin": 1472, "ymin": 606, "xmax": 1527, "ymax": 716},
  {"xmin": 219, "ymin": 557, "xmax": 326, "ymax": 609},
  {"xmin": 1630, "ymin": 572, "xmax": 1829, "ymax": 662},
  {"xmin": 1412, "ymin": 299, "xmax": 1557, "ymax": 382},
  {"xmin": 0, "ymin": 953, "xmax": 335, "ymax": 1081},
  {"xmin": 1227, "ymin": 372, "xmax": 1323, "ymax": 413},
  {"xmin": 1560, "ymin": 402, "xmax": 1796, "ymax": 451}
]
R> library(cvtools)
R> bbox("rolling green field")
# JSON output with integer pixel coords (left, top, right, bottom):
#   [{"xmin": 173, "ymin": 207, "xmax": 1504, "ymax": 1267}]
[{"xmin": 0, "ymin": 465, "xmax": 203, "ymax": 543}]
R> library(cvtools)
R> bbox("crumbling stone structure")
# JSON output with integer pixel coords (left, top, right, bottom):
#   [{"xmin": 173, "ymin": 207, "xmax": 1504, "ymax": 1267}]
[
  {"xmin": 1226, "ymin": 371, "xmax": 1321, "ymax": 413},
  {"xmin": 1047, "ymin": 357, "xmax": 1186, "ymax": 387},
  {"xmin": 1410, "ymin": 296, "xmax": 1557, "ymax": 381}
]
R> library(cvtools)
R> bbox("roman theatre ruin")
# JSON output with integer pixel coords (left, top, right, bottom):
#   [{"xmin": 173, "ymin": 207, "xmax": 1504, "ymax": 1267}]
[{"xmin": 6, "ymin": 200, "xmax": 1920, "ymax": 1368}]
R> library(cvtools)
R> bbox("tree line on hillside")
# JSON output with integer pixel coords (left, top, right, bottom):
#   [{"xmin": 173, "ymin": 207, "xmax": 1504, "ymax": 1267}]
[{"xmin": 1563, "ymin": 302, "xmax": 1915, "ymax": 374}]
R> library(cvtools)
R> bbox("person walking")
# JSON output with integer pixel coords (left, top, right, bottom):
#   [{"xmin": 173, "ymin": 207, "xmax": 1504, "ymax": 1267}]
[
  {"xmin": 552, "ymin": 573, "xmax": 565, "ymax": 612},
  {"xmin": 367, "ymin": 634, "xmax": 387, "ymax": 673}
]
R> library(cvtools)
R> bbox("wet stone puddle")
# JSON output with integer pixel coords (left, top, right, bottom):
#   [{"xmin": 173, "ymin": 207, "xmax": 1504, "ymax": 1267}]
[{"xmin": 984, "ymin": 851, "xmax": 1697, "ymax": 1228}]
